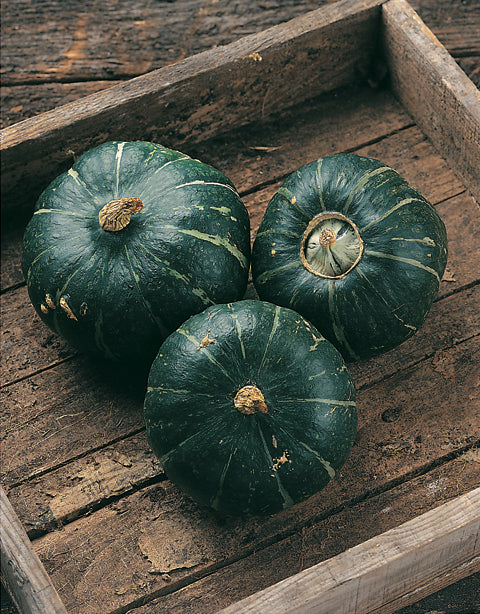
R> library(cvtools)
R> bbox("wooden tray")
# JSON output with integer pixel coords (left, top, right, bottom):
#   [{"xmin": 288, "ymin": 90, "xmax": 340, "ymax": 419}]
[{"xmin": 1, "ymin": 0, "xmax": 479, "ymax": 612}]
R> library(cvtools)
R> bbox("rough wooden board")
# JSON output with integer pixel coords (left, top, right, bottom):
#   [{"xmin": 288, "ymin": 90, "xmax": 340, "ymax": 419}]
[
  {"xmin": 0, "ymin": 82, "xmax": 120, "ymax": 130},
  {"xmin": 6, "ymin": 432, "xmax": 163, "ymax": 538},
  {"xmin": 0, "ymin": 487, "xmax": 67, "ymax": 614},
  {"xmin": 22, "ymin": 334, "xmax": 479, "ymax": 613},
  {"xmin": 397, "ymin": 571, "xmax": 480, "ymax": 614},
  {"xmin": 1, "ymin": 0, "xmax": 384, "ymax": 221},
  {"xmin": 218, "ymin": 488, "xmax": 480, "ymax": 614},
  {"xmin": 382, "ymin": 0, "xmax": 480, "ymax": 202},
  {"xmin": 0, "ymin": 1, "xmax": 477, "ymax": 129},
  {"xmin": 0, "ymin": 357, "xmax": 147, "ymax": 487},
  {"xmin": 32, "ymin": 447, "xmax": 480, "ymax": 614},
  {"xmin": 114, "ymin": 461, "xmax": 480, "ymax": 613},
  {"xmin": 0, "ymin": 0, "xmax": 326, "ymax": 85}
]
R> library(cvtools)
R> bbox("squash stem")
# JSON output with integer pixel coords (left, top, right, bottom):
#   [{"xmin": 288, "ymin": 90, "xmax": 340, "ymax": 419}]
[
  {"xmin": 98, "ymin": 197, "xmax": 144, "ymax": 232},
  {"xmin": 234, "ymin": 385, "xmax": 268, "ymax": 415}
]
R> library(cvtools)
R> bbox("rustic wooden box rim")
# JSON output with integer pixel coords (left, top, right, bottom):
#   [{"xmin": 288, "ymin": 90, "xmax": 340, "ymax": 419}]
[{"xmin": 1, "ymin": 1, "xmax": 479, "ymax": 613}]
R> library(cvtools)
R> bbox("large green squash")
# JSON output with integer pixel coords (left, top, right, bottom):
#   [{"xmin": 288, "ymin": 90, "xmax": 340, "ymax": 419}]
[
  {"xmin": 251, "ymin": 154, "xmax": 448, "ymax": 361},
  {"xmin": 22, "ymin": 141, "xmax": 250, "ymax": 363},
  {"xmin": 144, "ymin": 300, "xmax": 357, "ymax": 516}
]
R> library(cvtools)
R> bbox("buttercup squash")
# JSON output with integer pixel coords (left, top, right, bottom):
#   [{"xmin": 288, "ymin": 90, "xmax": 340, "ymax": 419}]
[
  {"xmin": 144, "ymin": 300, "xmax": 357, "ymax": 516},
  {"xmin": 22, "ymin": 141, "xmax": 250, "ymax": 363},
  {"xmin": 252, "ymin": 154, "xmax": 448, "ymax": 361}
]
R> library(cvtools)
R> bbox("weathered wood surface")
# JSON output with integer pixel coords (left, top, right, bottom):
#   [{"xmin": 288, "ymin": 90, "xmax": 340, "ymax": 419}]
[
  {"xmin": 217, "ymin": 488, "xmax": 480, "ymax": 614},
  {"xmin": 2, "ymin": 82, "xmax": 480, "ymax": 611},
  {"xmin": 0, "ymin": 486, "xmax": 67, "ymax": 614},
  {"xmin": 1, "ymin": 0, "xmax": 385, "ymax": 224},
  {"xmin": 1, "ymin": 0, "xmax": 478, "ymax": 129},
  {"xmin": 383, "ymin": 0, "xmax": 480, "ymax": 202},
  {"xmin": 1, "ymin": 2, "xmax": 479, "ymax": 613}
]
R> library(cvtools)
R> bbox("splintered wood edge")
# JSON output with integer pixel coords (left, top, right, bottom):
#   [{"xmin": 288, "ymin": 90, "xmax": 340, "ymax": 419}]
[
  {"xmin": 0, "ymin": 486, "xmax": 67, "ymax": 614},
  {"xmin": 382, "ymin": 0, "xmax": 480, "ymax": 203},
  {"xmin": 219, "ymin": 488, "xmax": 480, "ymax": 614}
]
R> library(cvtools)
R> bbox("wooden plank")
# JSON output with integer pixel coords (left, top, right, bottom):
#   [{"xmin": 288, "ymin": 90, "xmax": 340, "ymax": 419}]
[
  {"xmin": 382, "ymin": 0, "xmax": 480, "ymax": 202},
  {"xmin": 0, "ymin": 1, "xmax": 327, "ymax": 86},
  {"xmin": 0, "ymin": 0, "xmax": 384, "ymax": 222},
  {"xmin": 21, "ymin": 335, "xmax": 479, "ymax": 613},
  {"xmin": 0, "ymin": 486, "xmax": 67, "ymax": 614},
  {"xmin": 30, "ymin": 443, "xmax": 480, "ymax": 614},
  {"xmin": 219, "ymin": 488, "xmax": 480, "ymax": 614},
  {"xmin": 131, "ymin": 450, "xmax": 480, "ymax": 614}
]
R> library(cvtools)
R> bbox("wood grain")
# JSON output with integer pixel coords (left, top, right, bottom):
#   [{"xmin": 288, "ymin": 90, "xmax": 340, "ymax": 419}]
[
  {"xmin": 133, "ymin": 454, "xmax": 480, "ymax": 613},
  {"xmin": 1, "ymin": 2, "xmax": 479, "ymax": 612},
  {"xmin": 0, "ymin": 0, "xmax": 384, "ymax": 223},
  {"xmin": 1, "ymin": 1, "xmax": 478, "ymax": 128},
  {"xmin": 383, "ymin": 0, "xmax": 480, "ymax": 202},
  {"xmin": 0, "ymin": 486, "xmax": 67, "ymax": 614},
  {"xmin": 218, "ymin": 488, "xmax": 480, "ymax": 614}
]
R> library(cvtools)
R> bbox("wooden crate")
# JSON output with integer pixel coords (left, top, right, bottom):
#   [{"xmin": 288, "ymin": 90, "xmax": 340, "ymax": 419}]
[{"xmin": 1, "ymin": 0, "xmax": 479, "ymax": 612}]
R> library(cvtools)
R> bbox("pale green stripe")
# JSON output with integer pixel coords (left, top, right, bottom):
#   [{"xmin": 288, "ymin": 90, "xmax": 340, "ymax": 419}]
[
  {"xmin": 115, "ymin": 142, "xmax": 126, "ymax": 197},
  {"xmin": 277, "ymin": 425, "xmax": 336, "ymax": 480},
  {"xmin": 33, "ymin": 209, "xmax": 86, "ymax": 218},
  {"xmin": 176, "ymin": 329, "xmax": 235, "ymax": 383},
  {"xmin": 328, "ymin": 279, "xmax": 360, "ymax": 360},
  {"xmin": 355, "ymin": 267, "xmax": 417, "ymax": 331},
  {"xmin": 391, "ymin": 236, "xmax": 436, "ymax": 246},
  {"xmin": 233, "ymin": 315, "xmax": 246, "ymax": 360},
  {"xmin": 146, "ymin": 386, "xmax": 215, "ymax": 398},
  {"xmin": 124, "ymin": 245, "xmax": 170, "ymax": 338},
  {"xmin": 367, "ymin": 249, "xmax": 441, "ymax": 283},
  {"xmin": 316, "ymin": 158, "xmax": 326, "ymax": 212},
  {"xmin": 255, "ymin": 261, "xmax": 300, "ymax": 284},
  {"xmin": 276, "ymin": 398, "xmax": 355, "ymax": 408},
  {"xmin": 277, "ymin": 186, "xmax": 310, "ymax": 218},
  {"xmin": 152, "ymin": 155, "xmax": 190, "ymax": 174},
  {"xmin": 360, "ymin": 197, "xmax": 423, "ymax": 231},
  {"xmin": 343, "ymin": 166, "xmax": 391, "ymax": 215},
  {"xmin": 172, "ymin": 227, "xmax": 248, "ymax": 269},
  {"xmin": 67, "ymin": 168, "xmax": 97, "ymax": 199},
  {"xmin": 255, "ymin": 228, "xmax": 302, "ymax": 240},
  {"xmin": 210, "ymin": 446, "xmax": 236, "ymax": 511},
  {"xmin": 257, "ymin": 424, "xmax": 294, "ymax": 510},
  {"xmin": 295, "ymin": 439, "xmax": 336, "ymax": 479},
  {"xmin": 139, "ymin": 243, "xmax": 213, "ymax": 307},
  {"xmin": 174, "ymin": 180, "xmax": 238, "ymax": 195},
  {"xmin": 258, "ymin": 305, "xmax": 281, "ymax": 374}
]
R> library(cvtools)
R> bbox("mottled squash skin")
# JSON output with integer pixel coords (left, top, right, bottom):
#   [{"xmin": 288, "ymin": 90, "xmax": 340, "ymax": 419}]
[
  {"xmin": 144, "ymin": 300, "xmax": 357, "ymax": 516},
  {"xmin": 252, "ymin": 154, "xmax": 448, "ymax": 361},
  {"xmin": 22, "ymin": 141, "xmax": 250, "ymax": 364}
]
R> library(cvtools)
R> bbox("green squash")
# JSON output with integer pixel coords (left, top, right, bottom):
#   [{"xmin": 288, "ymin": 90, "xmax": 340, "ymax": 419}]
[
  {"xmin": 22, "ymin": 141, "xmax": 250, "ymax": 363},
  {"xmin": 144, "ymin": 300, "xmax": 357, "ymax": 516},
  {"xmin": 251, "ymin": 154, "xmax": 448, "ymax": 361}
]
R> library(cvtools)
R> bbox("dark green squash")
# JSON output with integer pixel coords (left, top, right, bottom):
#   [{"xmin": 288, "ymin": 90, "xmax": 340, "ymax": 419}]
[
  {"xmin": 22, "ymin": 141, "xmax": 250, "ymax": 363},
  {"xmin": 251, "ymin": 154, "xmax": 448, "ymax": 361},
  {"xmin": 144, "ymin": 300, "xmax": 357, "ymax": 516}
]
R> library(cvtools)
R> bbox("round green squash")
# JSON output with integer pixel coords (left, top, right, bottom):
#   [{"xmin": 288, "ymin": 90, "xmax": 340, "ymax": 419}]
[
  {"xmin": 144, "ymin": 300, "xmax": 357, "ymax": 516},
  {"xmin": 22, "ymin": 141, "xmax": 251, "ymax": 363},
  {"xmin": 251, "ymin": 154, "xmax": 448, "ymax": 361}
]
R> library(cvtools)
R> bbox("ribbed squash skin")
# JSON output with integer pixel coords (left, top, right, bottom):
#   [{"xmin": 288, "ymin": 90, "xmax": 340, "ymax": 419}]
[
  {"xmin": 22, "ymin": 141, "xmax": 250, "ymax": 363},
  {"xmin": 144, "ymin": 300, "xmax": 357, "ymax": 516},
  {"xmin": 252, "ymin": 154, "xmax": 448, "ymax": 361}
]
